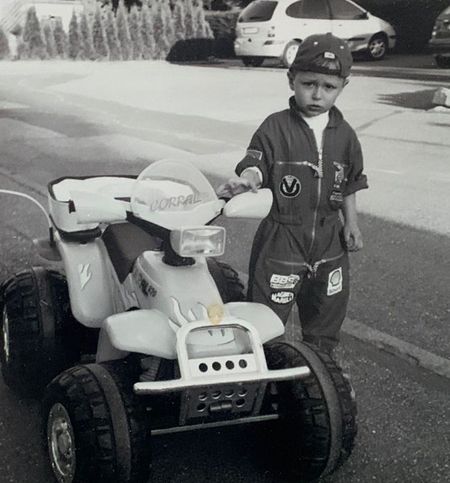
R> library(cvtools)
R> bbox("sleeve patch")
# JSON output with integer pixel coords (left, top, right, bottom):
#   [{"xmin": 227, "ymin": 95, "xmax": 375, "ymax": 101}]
[{"xmin": 246, "ymin": 149, "xmax": 263, "ymax": 161}]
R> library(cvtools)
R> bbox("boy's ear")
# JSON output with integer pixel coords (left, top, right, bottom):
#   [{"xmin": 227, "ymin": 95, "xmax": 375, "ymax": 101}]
[{"xmin": 287, "ymin": 71, "xmax": 295, "ymax": 90}]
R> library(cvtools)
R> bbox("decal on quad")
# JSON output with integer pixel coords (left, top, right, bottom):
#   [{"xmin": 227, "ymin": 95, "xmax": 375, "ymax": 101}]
[{"xmin": 78, "ymin": 263, "xmax": 92, "ymax": 289}]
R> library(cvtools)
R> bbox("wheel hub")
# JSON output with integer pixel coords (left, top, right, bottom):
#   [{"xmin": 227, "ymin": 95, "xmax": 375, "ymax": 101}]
[
  {"xmin": 48, "ymin": 403, "xmax": 76, "ymax": 482},
  {"xmin": 369, "ymin": 39, "xmax": 385, "ymax": 58},
  {"xmin": 285, "ymin": 44, "xmax": 299, "ymax": 66},
  {"xmin": 2, "ymin": 307, "xmax": 10, "ymax": 363}
]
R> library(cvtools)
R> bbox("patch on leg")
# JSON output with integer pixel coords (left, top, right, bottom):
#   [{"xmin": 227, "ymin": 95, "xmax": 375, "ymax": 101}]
[
  {"xmin": 327, "ymin": 267, "xmax": 343, "ymax": 296},
  {"xmin": 271, "ymin": 291, "xmax": 294, "ymax": 304}
]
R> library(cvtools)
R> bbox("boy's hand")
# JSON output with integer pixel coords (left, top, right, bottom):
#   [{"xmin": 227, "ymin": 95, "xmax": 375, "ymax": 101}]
[
  {"xmin": 216, "ymin": 176, "xmax": 258, "ymax": 199},
  {"xmin": 344, "ymin": 223, "xmax": 363, "ymax": 251}
]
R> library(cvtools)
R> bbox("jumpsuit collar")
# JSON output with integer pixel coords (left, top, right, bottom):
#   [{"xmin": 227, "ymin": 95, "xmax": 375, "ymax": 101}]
[{"xmin": 288, "ymin": 96, "xmax": 344, "ymax": 128}]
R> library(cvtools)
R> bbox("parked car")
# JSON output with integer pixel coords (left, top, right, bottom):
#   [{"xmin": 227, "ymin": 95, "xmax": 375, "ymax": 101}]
[
  {"xmin": 234, "ymin": 0, "xmax": 397, "ymax": 67},
  {"xmin": 428, "ymin": 5, "xmax": 450, "ymax": 68}
]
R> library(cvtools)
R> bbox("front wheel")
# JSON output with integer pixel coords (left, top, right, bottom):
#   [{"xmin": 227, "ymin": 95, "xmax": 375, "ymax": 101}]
[
  {"xmin": 42, "ymin": 361, "xmax": 151, "ymax": 483},
  {"xmin": 263, "ymin": 341, "xmax": 357, "ymax": 481},
  {"xmin": 367, "ymin": 34, "xmax": 388, "ymax": 60}
]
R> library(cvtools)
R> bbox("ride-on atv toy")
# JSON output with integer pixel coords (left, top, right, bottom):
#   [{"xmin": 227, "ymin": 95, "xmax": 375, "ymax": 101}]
[{"xmin": 0, "ymin": 160, "xmax": 356, "ymax": 483}]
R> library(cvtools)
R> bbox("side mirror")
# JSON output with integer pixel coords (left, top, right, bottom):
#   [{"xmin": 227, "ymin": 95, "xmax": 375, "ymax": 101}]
[
  {"xmin": 223, "ymin": 189, "xmax": 273, "ymax": 219},
  {"xmin": 70, "ymin": 190, "xmax": 127, "ymax": 224}
]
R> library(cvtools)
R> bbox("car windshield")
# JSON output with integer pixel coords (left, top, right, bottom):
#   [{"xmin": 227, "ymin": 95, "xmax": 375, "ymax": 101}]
[
  {"xmin": 130, "ymin": 160, "xmax": 223, "ymax": 229},
  {"xmin": 239, "ymin": 0, "xmax": 278, "ymax": 22}
]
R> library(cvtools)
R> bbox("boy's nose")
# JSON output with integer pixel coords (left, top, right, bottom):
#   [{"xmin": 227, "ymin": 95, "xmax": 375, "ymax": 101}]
[{"xmin": 312, "ymin": 86, "xmax": 322, "ymax": 99}]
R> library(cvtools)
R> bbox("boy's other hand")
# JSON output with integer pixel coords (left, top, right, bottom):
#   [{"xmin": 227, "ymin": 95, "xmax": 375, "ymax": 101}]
[
  {"xmin": 216, "ymin": 176, "xmax": 258, "ymax": 199},
  {"xmin": 344, "ymin": 223, "xmax": 363, "ymax": 251}
]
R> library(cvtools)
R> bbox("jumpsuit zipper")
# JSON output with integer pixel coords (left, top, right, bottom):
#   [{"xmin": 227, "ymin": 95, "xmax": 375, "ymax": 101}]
[
  {"xmin": 308, "ymin": 133, "xmax": 325, "ymax": 257},
  {"xmin": 310, "ymin": 252, "xmax": 345, "ymax": 277}
]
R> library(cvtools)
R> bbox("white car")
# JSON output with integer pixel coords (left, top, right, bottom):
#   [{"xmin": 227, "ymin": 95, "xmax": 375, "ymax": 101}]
[{"xmin": 234, "ymin": 0, "xmax": 397, "ymax": 67}]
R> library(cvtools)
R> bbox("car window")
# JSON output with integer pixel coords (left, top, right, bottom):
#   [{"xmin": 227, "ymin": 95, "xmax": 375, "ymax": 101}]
[
  {"xmin": 238, "ymin": 1, "xmax": 278, "ymax": 22},
  {"xmin": 329, "ymin": 0, "xmax": 366, "ymax": 20},
  {"xmin": 286, "ymin": 0, "xmax": 330, "ymax": 19}
]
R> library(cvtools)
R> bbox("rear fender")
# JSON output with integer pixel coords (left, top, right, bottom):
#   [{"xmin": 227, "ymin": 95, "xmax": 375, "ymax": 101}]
[{"xmin": 96, "ymin": 309, "xmax": 177, "ymax": 363}]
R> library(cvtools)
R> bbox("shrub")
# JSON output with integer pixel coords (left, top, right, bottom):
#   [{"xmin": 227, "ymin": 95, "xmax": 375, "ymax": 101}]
[
  {"xmin": 116, "ymin": 0, "xmax": 133, "ymax": 60},
  {"xmin": 53, "ymin": 17, "xmax": 68, "ymax": 58},
  {"xmin": 0, "ymin": 26, "xmax": 10, "ymax": 59},
  {"xmin": 21, "ymin": 6, "xmax": 47, "ymax": 59},
  {"xmin": 68, "ymin": 11, "xmax": 82, "ymax": 59},
  {"xmin": 141, "ymin": 3, "xmax": 156, "ymax": 59},
  {"xmin": 205, "ymin": 10, "xmax": 238, "ymax": 57},
  {"xmin": 79, "ymin": 11, "xmax": 96, "ymax": 60},
  {"xmin": 92, "ymin": 4, "xmax": 109, "ymax": 59},
  {"xmin": 173, "ymin": 0, "xmax": 187, "ymax": 41},
  {"xmin": 128, "ymin": 6, "xmax": 143, "ymax": 59},
  {"xmin": 42, "ymin": 20, "xmax": 57, "ymax": 59},
  {"xmin": 354, "ymin": 0, "xmax": 449, "ymax": 51}
]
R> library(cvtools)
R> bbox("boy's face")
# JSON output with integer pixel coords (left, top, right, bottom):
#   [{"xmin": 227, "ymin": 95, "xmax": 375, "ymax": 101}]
[{"xmin": 288, "ymin": 70, "xmax": 348, "ymax": 117}]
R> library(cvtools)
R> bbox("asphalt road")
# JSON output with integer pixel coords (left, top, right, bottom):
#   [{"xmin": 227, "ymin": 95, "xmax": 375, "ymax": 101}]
[{"xmin": 0, "ymin": 59, "xmax": 449, "ymax": 482}]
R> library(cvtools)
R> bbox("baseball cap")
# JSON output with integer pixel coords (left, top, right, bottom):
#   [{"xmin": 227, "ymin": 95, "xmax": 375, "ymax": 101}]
[{"xmin": 289, "ymin": 33, "xmax": 353, "ymax": 78}]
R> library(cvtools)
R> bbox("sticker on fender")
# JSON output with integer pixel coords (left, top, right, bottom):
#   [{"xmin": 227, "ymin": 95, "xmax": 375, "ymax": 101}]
[
  {"xmin": 271, "ymin": 291, "xmax": 294, "ymax": 304},
  {"xmin": 327, "ymin": 267, "xmax": 343, "ymax": 296}
]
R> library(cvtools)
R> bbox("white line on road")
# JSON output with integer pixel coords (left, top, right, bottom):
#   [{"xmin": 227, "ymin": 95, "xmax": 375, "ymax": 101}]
[{"xmin": 371, "ymin": 168, "xmax": 403, "ymax": 175}]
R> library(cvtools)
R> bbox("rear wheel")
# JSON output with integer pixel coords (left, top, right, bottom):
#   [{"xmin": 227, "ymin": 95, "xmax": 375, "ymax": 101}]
[
  {"xmin": 43, "ymin": 361, "xmax": 151, "ymax": 483},
  {"xmin": 367, "ymin": 34, "xmax": 388, "ymax": 60},
  {"xmin": 282, "ymin": 40, "xmax": 300, "ymax": 67},
  {"xmin": 263, "ymin": 341, "xmax": 357, "ymax": 481},
  {"xmin": 0, "ymin": 267, "xmax": 79, "ymax": 396},
  {"xmin": 241, "ymin": 56, "xmax": 264, "ymax": 67}
]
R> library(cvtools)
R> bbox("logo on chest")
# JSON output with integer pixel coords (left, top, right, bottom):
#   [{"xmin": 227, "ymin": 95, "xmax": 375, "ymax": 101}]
[{"xmin": 280, "ymin": 175, "xmax": 301, "ymax": 198}]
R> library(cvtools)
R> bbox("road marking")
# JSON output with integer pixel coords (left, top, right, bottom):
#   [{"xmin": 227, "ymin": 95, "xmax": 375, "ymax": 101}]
[{"xmin": 371, "ymin": 168, "xmax": 402, "ymax": 175}]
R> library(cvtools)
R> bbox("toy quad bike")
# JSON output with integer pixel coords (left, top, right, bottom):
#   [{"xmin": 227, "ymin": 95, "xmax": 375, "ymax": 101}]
[{"xmin": 0, "ymin": 160, "xmax": 356, "ymax": 483}]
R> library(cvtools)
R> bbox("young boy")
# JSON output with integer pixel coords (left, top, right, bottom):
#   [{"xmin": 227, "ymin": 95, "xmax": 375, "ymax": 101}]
[{"xmin": 218, "ymin": 33, "xmax": 368, "ymax": 353}]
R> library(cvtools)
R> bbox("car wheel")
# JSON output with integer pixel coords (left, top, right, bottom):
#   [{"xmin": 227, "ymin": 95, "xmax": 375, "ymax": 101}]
[
  {"xmin": 282, "ymin": 40, "xmax": 300, "ymax": 68},
  {"xmin": 0, "ymin": 268, "xmax": 79, "ymax": 396},
  {"xmin": 367, "ymin": 34, "xmax": 388, "ymax": 60},
  {"xmin": 435, "ymin": 54, "xmax": 450, "ymax": 68},
  {"xmin": 262, "ymin": 341, "xmax": 357, "ymax": 481},
  {"xmin": 241, "ymin": 56, "xmax": 264, "ymax": 67},
  {"xmin": 43, "ymin": 361, "xmax": 151, "ymax": 483}
]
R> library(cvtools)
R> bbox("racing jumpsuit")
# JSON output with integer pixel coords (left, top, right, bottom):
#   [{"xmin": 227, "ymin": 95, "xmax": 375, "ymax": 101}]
[{"xmin": 236, "ymin": 97, "xmax": 368, "ymax": 351}]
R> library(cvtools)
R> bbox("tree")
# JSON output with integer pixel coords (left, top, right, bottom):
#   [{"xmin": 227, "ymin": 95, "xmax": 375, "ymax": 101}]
[
  {"xmin": 161, "ymin": 0, "xmax": 175, "ymax": 47},
  {"xmin": 104, "ymin": 4, "xmax": 122, "ymax": 60},
  {"xmin": 140, "ymin": 3, "xmax": 156, "ymax": 59},
  {"xmin": 184, "ymin": 0, "xmax": 197, "ymax": 39},
  {"xmin": 22, "ymin": 6, "xmax": 47, "ymax": 59},
  {"xmin": 194, "ymin": 0, "xmax": 214, "ymax": 38},
  {"xmin": 152, "ymin": 0, "xmax": 170, "ymax": 58},
  {"xmin": 173, "ymin": 0, "xmax": 186, "ymax": 42},
  {"xmin": 53, "ymin": 18, "xmax": 68, "ymax": 58},
  {"xmin": 68, "ymin": 11, "xmax": 81, "ymax": 59},
  {"xmin": 79, "ymin": 11, "xmax": 96, "ymax": 60},
  {"xmin": 92, "ymin": 4, "xmax": 109, "ymax": 59},
  {"xmin": 0, "ymin": 27, "xmax": 10, "ymax": 60},
  {"xmin": 42, "ymin": 20, "xmax": 57, "ymax": 59},
  {"xmin": 128, "ymin": 5, "xmax": 143, "ymax": 60},
  {"xmin": 116, "ymin": 0, "xmax": 132, "ymax": 60}
]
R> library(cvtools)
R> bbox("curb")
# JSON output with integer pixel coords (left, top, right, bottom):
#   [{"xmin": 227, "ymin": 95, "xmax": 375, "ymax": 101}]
[
  {"xmin": 342, "ymin": 318, "xmax": 450, "ymax": 380},
  {"xmin": 237, "ymin": 271, "xmax": 450, "ymax": 380}
]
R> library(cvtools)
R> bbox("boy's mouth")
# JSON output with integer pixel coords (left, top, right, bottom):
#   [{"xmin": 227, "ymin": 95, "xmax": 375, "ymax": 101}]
[{"xmin": 307, "ymin": 105, "xmax": 323, "ymax": 112}]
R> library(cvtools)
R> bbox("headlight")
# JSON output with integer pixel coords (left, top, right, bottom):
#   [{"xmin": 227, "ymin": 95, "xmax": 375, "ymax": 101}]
[{"xmin": 170, "ymin": 226, "xmax": 226, "ymax": 257}]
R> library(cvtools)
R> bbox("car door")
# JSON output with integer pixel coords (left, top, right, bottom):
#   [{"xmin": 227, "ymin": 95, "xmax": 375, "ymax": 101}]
[
  {"xmin": 283, "ymin": 0, "xmax": 332, "ymax": 41},
  {"xmin": 328, "ymin": 0, "xmax": 371, "ymax": 41}
]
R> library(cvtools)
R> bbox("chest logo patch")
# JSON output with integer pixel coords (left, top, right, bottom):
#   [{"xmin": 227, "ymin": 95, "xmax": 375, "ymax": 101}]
[{"xmin": 280, "ymin": 175, "xmax": 301, "ymax": 198}]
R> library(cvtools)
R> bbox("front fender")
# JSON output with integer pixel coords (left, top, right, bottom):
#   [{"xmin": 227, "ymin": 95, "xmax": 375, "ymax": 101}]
[
  {"xmin": 225, "ymin": 302, "xmax": 285, "ymax": 343},
  {"xmin": 96, "ymin": 309, "xmax": 177, "ymax": 363}
]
